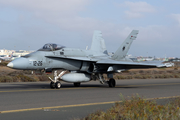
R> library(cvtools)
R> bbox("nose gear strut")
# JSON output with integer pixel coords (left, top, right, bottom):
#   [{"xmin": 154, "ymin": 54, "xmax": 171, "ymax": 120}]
[{"xmin": 49, "ymin": 70, "xmax": 67, "ymax": 89}]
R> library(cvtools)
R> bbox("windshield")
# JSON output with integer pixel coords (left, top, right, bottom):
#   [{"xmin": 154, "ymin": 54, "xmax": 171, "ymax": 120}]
[{"xmin": 38, "ymin": 43, "xmax": 66, "ymax": 51}]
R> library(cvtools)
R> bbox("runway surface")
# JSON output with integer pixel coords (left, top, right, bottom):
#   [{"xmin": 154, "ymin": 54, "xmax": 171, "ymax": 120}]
[{"xmin": 0, "ymin": 78, "xmax": 180, "ymax": 119}]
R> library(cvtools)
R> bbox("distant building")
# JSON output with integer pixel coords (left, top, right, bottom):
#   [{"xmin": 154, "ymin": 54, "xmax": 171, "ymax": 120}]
[
  {"xmin": 0, "ymin": 49, "xmax": 14, "ymax": 55},
  {"xmin": 0, "ymin": 49, "xmax": 33, "ymax": 57},
  {"xmin": 168, "ymin": 58, "xmax": 180, "ymax": 62},
  {"xmin": 13, "ymin": 50, "xmax": 33, "ymax": 56},
  {"xmin": 129, "ymin": 58, "xmax": 138, "ymax": 61}
]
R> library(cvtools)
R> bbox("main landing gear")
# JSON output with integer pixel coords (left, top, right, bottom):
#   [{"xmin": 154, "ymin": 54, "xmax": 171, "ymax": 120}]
[
  {"xmin": 49, "ymin": 71, "xmax": 116, "ymax": 88},
  {"xmin": 49, "ymin": 70, "xmax": 66, "ymax": 89},
  {"xmin": 108, "ymin": 78, "xmax": 116, "ymax": 87},
  {"xmin": 97, "ymin": 74, "xmax": 116, "ymax": 88}
]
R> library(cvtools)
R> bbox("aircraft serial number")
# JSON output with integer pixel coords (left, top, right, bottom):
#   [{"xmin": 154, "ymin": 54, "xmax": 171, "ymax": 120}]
[{"xmin": 33, "ymin": 61, "xmax": 43, "ymax": 66}]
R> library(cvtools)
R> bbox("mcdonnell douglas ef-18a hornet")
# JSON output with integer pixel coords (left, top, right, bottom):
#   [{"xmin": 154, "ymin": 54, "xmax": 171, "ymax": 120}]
[{"xmin": 7, "ymin": 30, "xmax": 167, "ymax": 89}]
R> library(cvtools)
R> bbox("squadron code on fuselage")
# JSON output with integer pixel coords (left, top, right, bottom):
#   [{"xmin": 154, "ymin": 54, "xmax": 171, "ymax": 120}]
[{"xmin": 7, "ymin": 30, "xmax": 169, "ymax": 89}]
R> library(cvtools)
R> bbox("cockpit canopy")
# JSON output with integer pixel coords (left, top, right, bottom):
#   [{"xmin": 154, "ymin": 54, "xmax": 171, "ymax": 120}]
[{"xmin": 38, "ymin": 43, "xmax": 66, "ymax": 51}]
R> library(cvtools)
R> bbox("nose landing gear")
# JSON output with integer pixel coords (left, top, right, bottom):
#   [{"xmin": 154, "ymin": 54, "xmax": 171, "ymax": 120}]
[{"xmin": 49, "ymin": 70, "xmax": 67, "ymax": 89}]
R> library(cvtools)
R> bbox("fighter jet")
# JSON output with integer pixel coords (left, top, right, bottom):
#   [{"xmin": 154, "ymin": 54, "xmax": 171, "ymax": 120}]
[{"xmin": 7, "ymin": 30, "xmax": 166, "ymax": 89}]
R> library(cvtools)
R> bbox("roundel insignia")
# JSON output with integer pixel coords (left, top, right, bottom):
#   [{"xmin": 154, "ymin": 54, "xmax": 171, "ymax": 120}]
[{"xmin": 122, "ymin": 46, "xmax": 125, "ymax": 51}]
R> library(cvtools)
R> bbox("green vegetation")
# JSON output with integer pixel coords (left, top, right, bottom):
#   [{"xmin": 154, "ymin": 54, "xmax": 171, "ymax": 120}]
[{"xmin": 80, "ymin": 95, "xmax": 180, "ymax": 120}]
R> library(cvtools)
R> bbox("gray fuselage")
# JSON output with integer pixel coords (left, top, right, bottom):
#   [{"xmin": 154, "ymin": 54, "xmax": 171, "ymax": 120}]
[{"xmin": 10, "ymin": 48, "xmax": 108, "ymax": 72}]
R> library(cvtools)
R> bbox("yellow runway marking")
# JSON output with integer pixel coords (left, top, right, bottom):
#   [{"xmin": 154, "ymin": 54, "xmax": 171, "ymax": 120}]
[
  {"xmin": 1, "ymin": 95, "xmax": 180, "ymax": 114},
  {"xmin": 0, "ymin": 87, "xmax": 96, "ymax": 93},
  {"xmin": 0, "ymin": 82, "xmax": 180, "ymax": 93},
  {"xmin": 0, "ymin": 89, "xmax": 51, "ymax": 93},
  {"xmin": 0, "ymin": 101, "xmax": 117, "ymax": 114}
]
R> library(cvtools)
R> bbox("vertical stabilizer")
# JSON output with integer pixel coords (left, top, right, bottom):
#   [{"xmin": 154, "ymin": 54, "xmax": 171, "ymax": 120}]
[
  {"xmin": 90, "ymin": 31, "xmax": 108, "ymax": 54},
  {"xmin": 112, "ymin": 30, "xmax": 139, "ymax": 60}
]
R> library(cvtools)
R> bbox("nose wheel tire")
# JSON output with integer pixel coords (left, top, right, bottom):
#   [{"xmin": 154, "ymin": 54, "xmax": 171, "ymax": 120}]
[
  {"xmin": 50, "ymin": 82, "xmax": 55, "ymax": 89},
  {"xmin": 50, "ymin": 81, "xmax": 61, "ymax": 89},
  {"xmin": 108, "ymin": 78, "xmax": 116, "ymax": 87},
  {"xmin": 55, "ymin": 81, "xmax": 61, "ymax": 89},
  {"xmin": 74, "ymin": 82, "xmax": 81, "ymax": 87}
]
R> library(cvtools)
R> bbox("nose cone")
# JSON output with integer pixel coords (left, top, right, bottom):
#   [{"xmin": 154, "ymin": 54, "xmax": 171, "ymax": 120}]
[
  {"xmin": 7, "ymin": 62, "xmax": 13, "ymax": 68},
  {"xmin": 7, "ymin": 58, "xmax": 29, "ymax": 69}
]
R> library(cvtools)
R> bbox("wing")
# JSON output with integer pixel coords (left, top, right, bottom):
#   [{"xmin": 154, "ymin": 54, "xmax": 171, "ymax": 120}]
[
  {"xmin": 45, "ymin": 55, "xmax": 98, "ymax": 62},
  {"xmin": 46, "ymin": 55, "xmax": 166, "ymax": 71},
  {"xmin": 97, "ymin": 59, "xmax": 166, "ymax": 71}
]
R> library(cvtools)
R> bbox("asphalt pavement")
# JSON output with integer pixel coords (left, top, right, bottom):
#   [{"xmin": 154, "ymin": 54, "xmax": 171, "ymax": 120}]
[{"xmin": 0, "ymin": 78, "xmax": 180, "ymax": 120}]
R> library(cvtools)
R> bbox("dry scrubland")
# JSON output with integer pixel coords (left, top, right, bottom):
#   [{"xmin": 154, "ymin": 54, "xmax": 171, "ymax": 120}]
[
  {"xmin": 79, "ymin": 95, "xmax": 180, "ymax": 120},
  {"xmin": 0, "ymin": 62, "xmax": 50, "ymax": 82},
  {"xmin": 0, "ymin": 61, "xmax": 180, "ymax": 82}
]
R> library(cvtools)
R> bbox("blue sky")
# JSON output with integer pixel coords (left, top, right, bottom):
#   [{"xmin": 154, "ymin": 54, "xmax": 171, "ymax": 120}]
[{"xmin": 0, "ymin": 0, "xmax": 180, "ymax": 57}]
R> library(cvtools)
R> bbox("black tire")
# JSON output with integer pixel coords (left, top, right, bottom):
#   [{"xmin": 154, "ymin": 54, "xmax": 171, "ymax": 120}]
[
  {"xmin": 74, "ymin": 82, "xmax": 81, "ymax": 87},
  {"xmin": 50, "ymin": 82, "xmax": 55, "ymax": 89},
  {"xmin": 108, "ymin": 78, "xmax": 116, "ymax": 87},
  {"xmin": 55, "ymin": 81, "xmax": 61, "ymax": 89}
]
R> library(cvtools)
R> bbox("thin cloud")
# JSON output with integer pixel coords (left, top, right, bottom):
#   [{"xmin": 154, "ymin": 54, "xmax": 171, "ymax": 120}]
[
  {"xmin": 0, "ymin": 0, "xmax": 94, "ymax": 31},
  {"xmin": 124, "ymin": 11, "xmax": 142, "ymax": 18},
  {"xmin": 121, "ymin": 1, "xmax": 156, "ymax": 19},
  {"xmin": 171, "ymin": 14, "xmax": 180, "ymax": 26},
  {"xmin": 0, "ymin": 0, "xmax": 89, "ymax": 12},
  {"xmin": 0, "ymin": 0, "xmax": 179, "ymax": 57}
]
